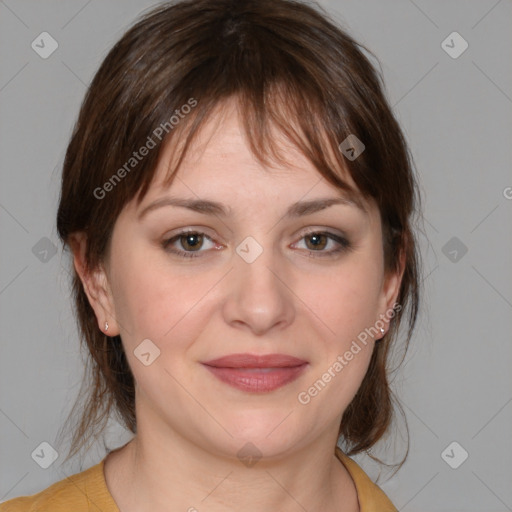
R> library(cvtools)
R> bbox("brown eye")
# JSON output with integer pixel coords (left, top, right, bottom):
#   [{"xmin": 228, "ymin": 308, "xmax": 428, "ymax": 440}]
[
  {"xmin": 162, "ymin": 230, "xmax": 217, "ymax": 259},
  {"xmin": 179, "ymin": 233, "xmax": 204, "ymax": 251},
  {"xmin": 304, "ymin": 233, "xmax": 328, "ymax": 251},
  {"xmin": 293, "ymin": 230, "xmax": 351, "ymax": 258},
  {"xmin": 161, "ymin": 229, "xmax": 350, "ymax": 260}
]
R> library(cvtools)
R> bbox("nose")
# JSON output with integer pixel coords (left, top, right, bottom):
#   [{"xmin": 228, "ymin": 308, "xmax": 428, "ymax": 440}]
[{"xmin": 221, "ymin": 241, "xmax": 296, "ymax": 337}]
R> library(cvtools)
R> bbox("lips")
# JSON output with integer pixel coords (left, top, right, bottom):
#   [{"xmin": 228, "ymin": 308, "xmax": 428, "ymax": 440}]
[
  {"xmin": 203, "ymin": 353, "xmax": 308, "ymax": 368},
  {"xmin": 201, "ymin": 353, "xmax": 308, "ymax": 392}
]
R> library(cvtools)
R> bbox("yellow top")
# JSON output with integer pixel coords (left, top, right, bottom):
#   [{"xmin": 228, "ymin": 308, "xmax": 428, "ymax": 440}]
[{"xmin": 0, "ymin": 447, "xmax": 397, "ymax": 511}]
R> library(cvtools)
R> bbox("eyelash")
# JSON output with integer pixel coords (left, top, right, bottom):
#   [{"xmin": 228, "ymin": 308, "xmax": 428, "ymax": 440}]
[{"xmin": 161, "ymin": 229, "xmax": 352, "ymax": 259}]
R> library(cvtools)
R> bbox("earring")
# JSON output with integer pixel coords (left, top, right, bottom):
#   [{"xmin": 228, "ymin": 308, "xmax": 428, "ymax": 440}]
[
  {"xmin": 104, "ymin": 321, "xmax": 109, "ymax": 332},
  {"xmin": 380, "ymin": 327, "xmax": 385, "ymax": 335}
]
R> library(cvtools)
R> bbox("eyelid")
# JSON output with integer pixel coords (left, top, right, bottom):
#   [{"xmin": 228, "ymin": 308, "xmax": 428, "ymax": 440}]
[
  {"xmin": 295, "ymin": 225, "xmax": 348, "ymax": 239},
  {"xmin": 162, "ymin": 226, "xmax": 220, "ymax": 244}
]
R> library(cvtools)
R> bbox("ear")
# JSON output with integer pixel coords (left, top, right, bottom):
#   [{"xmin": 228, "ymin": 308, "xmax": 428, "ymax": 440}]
[
  {"xmin": 376, "ymin": 247, "xmax": 406, "ymax": 335},
  {"xmin": 69, "ymin": 232, "xmax": 120, "ymax": 336}
]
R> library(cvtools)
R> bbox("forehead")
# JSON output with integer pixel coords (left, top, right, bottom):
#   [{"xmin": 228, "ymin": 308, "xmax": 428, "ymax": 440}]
[{"xmin": 145, "ymin": 99, "xmax": 362, "ymax": 203}]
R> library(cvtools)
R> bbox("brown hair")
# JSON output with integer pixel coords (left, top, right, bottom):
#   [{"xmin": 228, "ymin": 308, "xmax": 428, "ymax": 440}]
[{"xmin": 56, "ymin": 0, "xmax": 421, "ymax": 470}]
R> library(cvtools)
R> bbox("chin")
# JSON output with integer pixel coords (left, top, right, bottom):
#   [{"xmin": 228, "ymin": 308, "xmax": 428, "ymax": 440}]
[{"xmin": 215, "ymin": 412, "xmax": 303, "ymax": 456}]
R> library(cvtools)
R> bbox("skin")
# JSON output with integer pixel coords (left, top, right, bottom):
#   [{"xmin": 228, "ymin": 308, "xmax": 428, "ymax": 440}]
[{"xmin": 71, "ymin": 99, "xmax": 404, "ymax": 512}]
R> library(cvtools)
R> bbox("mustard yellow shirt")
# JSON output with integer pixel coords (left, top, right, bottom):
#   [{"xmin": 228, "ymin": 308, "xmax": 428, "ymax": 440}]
[{"xmin": 0, "ymin": 447, "xmax": 397, "ymax": 511}]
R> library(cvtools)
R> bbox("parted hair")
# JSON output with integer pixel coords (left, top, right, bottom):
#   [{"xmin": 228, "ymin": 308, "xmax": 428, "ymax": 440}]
[{"xmin": 56, "ymin": 0, "xmax": 421, "ymax": 469}]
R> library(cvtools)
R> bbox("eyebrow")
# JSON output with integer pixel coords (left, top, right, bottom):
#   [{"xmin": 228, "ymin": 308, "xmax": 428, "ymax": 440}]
[{"xmin": 138, "ymin": 192, "xmax": 367, "ymax": 220}]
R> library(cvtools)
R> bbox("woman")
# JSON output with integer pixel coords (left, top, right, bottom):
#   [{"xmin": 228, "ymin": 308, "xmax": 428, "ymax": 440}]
[{"xmin": 1, "ymin": 0, "xmax": 420, "ymax": 510}]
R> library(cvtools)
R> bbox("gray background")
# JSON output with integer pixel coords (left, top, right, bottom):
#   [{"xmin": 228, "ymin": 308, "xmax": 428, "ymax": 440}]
[{"xmin": 1, "ymin": 1, "xmax": 511, "ymax": 510}]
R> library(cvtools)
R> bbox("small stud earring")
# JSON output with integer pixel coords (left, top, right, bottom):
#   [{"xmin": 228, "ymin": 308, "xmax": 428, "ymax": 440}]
[
  {"xmin": 104, "ymin": 321, "xmax": 109, "ymax": 332},
  {"xmin": 380, "ymin": 327, "xmax": 385, "ymax": 335}
]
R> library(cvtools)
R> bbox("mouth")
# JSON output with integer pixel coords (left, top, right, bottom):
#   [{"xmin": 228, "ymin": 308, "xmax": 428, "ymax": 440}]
[{"xmin": 201, "ymin": 353, "xmax": 309, "ymax": 393}]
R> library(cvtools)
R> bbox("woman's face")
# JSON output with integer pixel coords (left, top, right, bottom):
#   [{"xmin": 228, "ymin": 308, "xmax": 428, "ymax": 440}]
[{"xmin": 84, "ymin": 100, "xmax": 402, "ymax": 460}]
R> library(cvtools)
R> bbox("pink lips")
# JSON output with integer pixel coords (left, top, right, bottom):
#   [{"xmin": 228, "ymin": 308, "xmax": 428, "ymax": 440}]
[{"xmin": 201, "ymin": 353, "xmax": 308, "ymax": 393}]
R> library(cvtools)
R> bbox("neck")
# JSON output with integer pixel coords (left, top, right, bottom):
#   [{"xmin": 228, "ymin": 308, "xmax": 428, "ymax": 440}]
[{"xmin": 104, "ymin": 415, "xmax": 359, "ymax": 512}]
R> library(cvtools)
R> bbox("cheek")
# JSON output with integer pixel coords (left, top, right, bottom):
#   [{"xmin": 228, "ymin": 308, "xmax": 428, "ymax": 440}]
[
  {"xmin": 296, "ymin": 265, "xmax": 379, "ymax": 416},
  {"xmin": 110, "ymin": 247, "xmax": 215, "ymax": 351},
  {"xmin": 301, "ymin": 256, "xmax": 384, "ymax": 344},
  {"xmin": 293, "ymin": 252, "xmax": 383, "ymax": 411}
]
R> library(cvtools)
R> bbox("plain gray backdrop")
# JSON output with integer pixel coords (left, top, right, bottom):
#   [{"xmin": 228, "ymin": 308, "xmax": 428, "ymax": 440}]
[{"xmin": 1, "ymin": 1, "xmax": 511, "ymax": 510}]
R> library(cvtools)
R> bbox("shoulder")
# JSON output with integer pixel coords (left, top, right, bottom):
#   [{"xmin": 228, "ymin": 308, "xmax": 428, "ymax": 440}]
[
  {"xmin": 0, "ymin": 459, "xmax": 118, "ymax": 512},
  {"xmin": 335, "ymin": 446, "xmax": 398, "ymax": 512}
]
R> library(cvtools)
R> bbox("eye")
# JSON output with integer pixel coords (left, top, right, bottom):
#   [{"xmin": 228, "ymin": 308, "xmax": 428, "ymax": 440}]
[
  {"xmin": 161, "ymin": 229, "xmax": 351, "ymax": 260},
  {"xmin": 292, "ymin": 230, "xmax": 351, "ymax": 257},
  {"xmin": 162, "ymin": 230, "xmax": 218, "ymax": 258}
]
